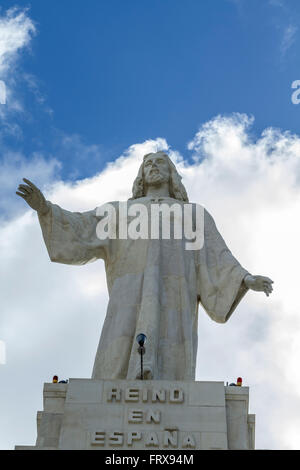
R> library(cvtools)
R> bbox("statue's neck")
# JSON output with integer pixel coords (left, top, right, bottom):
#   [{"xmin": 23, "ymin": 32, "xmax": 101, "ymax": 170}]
[{"xmin": 145, "ymin": 182, "xmax": 170, "ymax": 198}]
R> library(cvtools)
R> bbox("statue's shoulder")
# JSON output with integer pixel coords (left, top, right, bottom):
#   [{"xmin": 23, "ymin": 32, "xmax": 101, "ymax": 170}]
[
  {"xmin": 202, "ymin": 207, "xmax": 216, "ymax": 224},
  {"xmin": 185, "ymin": 204, "xmax": 216, "ymax": 230},
  {"xmin": 94, "ymin": 200, "xmax": 120, "ymax": 209},
  {"xmin": 183, "ymin": 201, "xmax": 212, "ymax": 215}
]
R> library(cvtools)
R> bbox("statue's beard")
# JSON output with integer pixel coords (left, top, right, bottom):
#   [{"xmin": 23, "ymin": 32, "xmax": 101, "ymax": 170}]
[{"xmin": 145, "ymin": 171, "xmax": 169, "ymax": 186}]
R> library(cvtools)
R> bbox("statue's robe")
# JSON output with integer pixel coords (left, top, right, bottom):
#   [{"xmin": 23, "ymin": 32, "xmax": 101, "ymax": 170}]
[{"xmin": 38, "ymin": 196, "xmax": 249, "ymax": 381}]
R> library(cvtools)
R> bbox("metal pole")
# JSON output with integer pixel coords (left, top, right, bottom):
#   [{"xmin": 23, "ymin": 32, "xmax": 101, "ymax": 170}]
[
  {"xmin": 141, "ymin": 347, "xmax": 143, "ymax": 380},
  {"xmin": 138, "ymin": 345, "xmax": 145, "ymax": 380}
]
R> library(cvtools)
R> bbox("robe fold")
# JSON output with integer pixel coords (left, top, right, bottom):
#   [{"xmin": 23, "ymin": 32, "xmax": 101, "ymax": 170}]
[{"xmin": 38, "ymin": 197, "xmax": 249, "ymax": 381}]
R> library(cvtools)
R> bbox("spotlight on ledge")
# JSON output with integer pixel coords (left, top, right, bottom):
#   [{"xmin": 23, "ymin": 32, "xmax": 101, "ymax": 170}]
[{"xmin": 136, "ymin": 333, "xmax": 147, "ymax": 347}]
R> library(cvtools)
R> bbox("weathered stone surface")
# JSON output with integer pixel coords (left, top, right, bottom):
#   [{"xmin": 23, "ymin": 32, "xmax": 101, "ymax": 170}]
[
  {"xmin": 15, "ymin": 379, "xmax": 255, "ymax": 450},
  {"xmin": 225, "ymin": 385, "xmax": 255, "ymax": 450}
]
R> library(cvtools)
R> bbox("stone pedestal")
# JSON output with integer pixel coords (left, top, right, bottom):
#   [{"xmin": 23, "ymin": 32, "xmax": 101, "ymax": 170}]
[{"xmin": 15, "ymin": 379, "xmax": 255, "ymax": 450}]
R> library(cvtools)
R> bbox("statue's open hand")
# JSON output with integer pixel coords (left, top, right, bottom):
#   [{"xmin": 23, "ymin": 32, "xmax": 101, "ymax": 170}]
[
  {"xmin": 16, "ymin": 178, "xmax": 49, "ymax": 215},
  {"xmin": 244, "ymin": 274, "xmax": 274, "ymax": 296}
]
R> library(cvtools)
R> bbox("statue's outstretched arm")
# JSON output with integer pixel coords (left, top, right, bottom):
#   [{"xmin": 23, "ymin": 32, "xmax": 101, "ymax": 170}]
[
  {"xmin": 16, "ymin": 178, "xmax": 50, "ymax": 216},
  {"xmin": 243, "ymin": 274, "xmax": 274, "ymax": 296}
]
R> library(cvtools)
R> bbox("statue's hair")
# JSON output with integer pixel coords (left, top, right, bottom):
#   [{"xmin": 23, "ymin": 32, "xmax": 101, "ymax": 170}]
[{"xmin": 130, "ymin": 151, "xmax": 189, "ymax": 202}]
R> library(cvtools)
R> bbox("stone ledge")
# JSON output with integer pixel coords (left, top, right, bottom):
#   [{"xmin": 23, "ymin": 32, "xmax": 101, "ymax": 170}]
[{"xmin": 15, "ymin": 380, "xmax": 255, "ymax": 450}]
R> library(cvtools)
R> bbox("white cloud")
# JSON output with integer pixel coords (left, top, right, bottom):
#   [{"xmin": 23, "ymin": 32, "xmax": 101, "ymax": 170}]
[
  {"xmin": 0, "ymin": 7, "xmax": 36, "ymax": 124},
  {"xmin": 268, "ymin": 0, "xmax": 298, "ymax": 59},
  {"xmin": 269, "ymin": 0, "xmax": 285, "ymax": 8},
  {"xmin": 185, "ymin": 113, "xmax": 300, "ymax": 449},
  {"xmin": 1, "ymin": 117, "xmax": 300, "ymax": 449},
  {"xmin": 0, "ymin": 7, "xmax": 35, "ymax": 74},
  {"xmin": 0, "ymin": 79, "xmax": 6, "ymax": 104},
  {"xmin": 280, "ymin": 24, "xmax": 297, "ymax": 57}
]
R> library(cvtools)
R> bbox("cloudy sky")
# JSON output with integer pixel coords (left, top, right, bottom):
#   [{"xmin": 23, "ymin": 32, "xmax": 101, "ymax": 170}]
[{"xmin": 1, "ymin": 0, "xmax": 300, "ymax": 450}]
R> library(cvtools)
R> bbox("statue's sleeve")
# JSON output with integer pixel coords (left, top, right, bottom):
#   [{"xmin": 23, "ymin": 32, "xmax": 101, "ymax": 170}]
[
  {"xmin": 197, "ymin": 209, "xmax": 249, "ymax": 323},
  {"xmin": 38, "ymin": 201, "xmax": 110, "ymax": 265}
]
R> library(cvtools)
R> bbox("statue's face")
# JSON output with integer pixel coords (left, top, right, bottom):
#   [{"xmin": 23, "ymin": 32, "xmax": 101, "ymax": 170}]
[{"xmin": 143, "ymin": 153, "xmax": 170, "ymax": 187}]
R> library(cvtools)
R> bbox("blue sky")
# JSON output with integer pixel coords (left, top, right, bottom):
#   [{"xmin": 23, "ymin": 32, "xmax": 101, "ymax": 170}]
[
  {"xmin": 1, "ymin": 0, "xmax": 300, "ymax": 182},
  {"xmin": 1, "ymin": 0, "xmax": 300, "ymax": 450}
]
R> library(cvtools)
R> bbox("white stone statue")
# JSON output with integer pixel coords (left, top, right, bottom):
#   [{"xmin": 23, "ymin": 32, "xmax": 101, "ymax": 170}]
[{"xmin": 16, "ymin": 151, "xmax": 273, "ymax": 381}]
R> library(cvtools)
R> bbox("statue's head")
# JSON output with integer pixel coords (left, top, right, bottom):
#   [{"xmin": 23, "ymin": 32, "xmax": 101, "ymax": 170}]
[{"xmin": 131, "ymin": 151, "xmax": 189, "ymax": 202}]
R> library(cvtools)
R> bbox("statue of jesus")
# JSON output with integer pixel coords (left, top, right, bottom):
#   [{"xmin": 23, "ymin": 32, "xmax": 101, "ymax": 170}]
[{"xmin": 16, "ymin": 151, "xmax": 273, "ymax": 380}]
